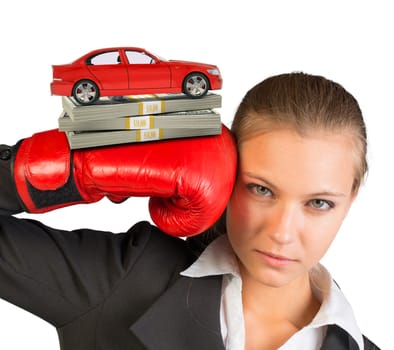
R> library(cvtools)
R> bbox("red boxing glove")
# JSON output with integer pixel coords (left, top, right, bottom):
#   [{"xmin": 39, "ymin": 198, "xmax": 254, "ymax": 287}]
[{"xmin": 13, "ymin": 126, "xmax": 237, "ymax": 237}]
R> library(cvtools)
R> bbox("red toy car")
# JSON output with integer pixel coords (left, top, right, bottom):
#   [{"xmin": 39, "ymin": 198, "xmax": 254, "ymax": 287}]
[{"xmin": 50, "ymin": 47, "xmax": 222, "ymax": 105}]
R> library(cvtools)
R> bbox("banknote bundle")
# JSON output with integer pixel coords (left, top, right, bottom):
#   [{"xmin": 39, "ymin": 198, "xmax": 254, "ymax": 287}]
[{"xmin": 58, "ymin": 93, "xmax": 222, "ymax": 149}]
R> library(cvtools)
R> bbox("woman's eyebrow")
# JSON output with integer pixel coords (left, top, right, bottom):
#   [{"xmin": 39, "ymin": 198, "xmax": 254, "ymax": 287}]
[
  {"xmin": 243, "ymin": 172, "xmax": 278, "ymax": 190},
  {"xmin": 307, "ymin": 191, "xmax": 347, "ymax": 198}
]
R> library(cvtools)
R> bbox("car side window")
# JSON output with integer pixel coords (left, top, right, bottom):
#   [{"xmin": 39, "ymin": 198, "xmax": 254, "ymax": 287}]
[
  {"xmin": 125, "ymin": 51, "xmax": 154, "ymax": 64},
  {"xmin": 89, "ymin": 51, "xmax": 120, "ymax": 65}
]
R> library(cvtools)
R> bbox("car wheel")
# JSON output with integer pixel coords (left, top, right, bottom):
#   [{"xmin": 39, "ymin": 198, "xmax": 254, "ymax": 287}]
[
  {"xmin": 183, "ymin": 73, "xmax": 209, "ymax": 98},
  {"xmin": 72, "ymin": 80, "xmax": 100, "ymax": 105}
]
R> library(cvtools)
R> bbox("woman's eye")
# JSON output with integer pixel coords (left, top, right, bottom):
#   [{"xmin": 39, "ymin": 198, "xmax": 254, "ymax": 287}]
[
  {"xmin": 308, "ymin": 199, "xmax": 334, "ymax": 210},
  {"xmin": 247, "ymin": 184, "xmax": 273, "ymax": 197}
]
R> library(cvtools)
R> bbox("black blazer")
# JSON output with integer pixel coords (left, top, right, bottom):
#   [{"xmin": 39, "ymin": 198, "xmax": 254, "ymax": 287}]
[{"xmin": 0, "ymin": 216, "xmax": 380, "ymax": 350}]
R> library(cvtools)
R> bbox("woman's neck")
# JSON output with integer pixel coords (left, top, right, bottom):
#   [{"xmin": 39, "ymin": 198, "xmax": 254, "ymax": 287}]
[
  {"xmin": 241, "ymin": 267, "xmax": 321, "ymax": 349},
  {"xmin": 241, "ymin": 268, "xmax": 320, "ymax": 327}
]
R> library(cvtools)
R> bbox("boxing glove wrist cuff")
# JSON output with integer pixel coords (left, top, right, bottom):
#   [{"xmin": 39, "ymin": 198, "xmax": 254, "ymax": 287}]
[{"xmin": 13, "ymin": 130, "xmax": 88, "ymax": 213}]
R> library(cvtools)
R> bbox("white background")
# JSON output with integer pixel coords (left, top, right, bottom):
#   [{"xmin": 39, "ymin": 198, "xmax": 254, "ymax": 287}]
[{"xmin": 0, "ymin": 1, "xmax": 392, "ymax": 348}]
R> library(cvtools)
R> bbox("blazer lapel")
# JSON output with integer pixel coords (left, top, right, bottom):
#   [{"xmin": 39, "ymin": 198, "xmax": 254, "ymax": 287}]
[
  {"xmin": 320, "ymin": 325, "xmax": 359, "ymax": 350},
  {"xmin": 130, "ymin": 275, "xmax": 225, "ymax": 350}
]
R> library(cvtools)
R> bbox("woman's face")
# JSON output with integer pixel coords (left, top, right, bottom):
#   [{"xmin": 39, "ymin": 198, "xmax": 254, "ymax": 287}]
[{"xmin": 226, "ymin": 128, "xmax": 357, "ymax": 287}]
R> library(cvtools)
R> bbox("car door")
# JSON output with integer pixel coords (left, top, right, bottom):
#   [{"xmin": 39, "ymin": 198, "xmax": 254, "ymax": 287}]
[
  {"xmin": 86, "ymin": 50, "xmax": 129, "ymax": 90},
  {"xmin": 124, "ymin": 50, "xmax": 171, "ymax": 89}
]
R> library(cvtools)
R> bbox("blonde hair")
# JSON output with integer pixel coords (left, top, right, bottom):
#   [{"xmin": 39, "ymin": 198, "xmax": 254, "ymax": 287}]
[{"xmin": 232, "ymin": 72, "xmax": 368, "ymax": 192}]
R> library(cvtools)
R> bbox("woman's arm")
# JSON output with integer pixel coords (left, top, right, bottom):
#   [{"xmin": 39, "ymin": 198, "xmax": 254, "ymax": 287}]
[
  {"xmin": 0, "ymin": 215, "xmax": 131, "ymax": 326},
  {"xmin": 0, "ymin": 128, "xmax": 232, "ymax": 329},
  {"xmin": 0, "ymin": 143, "xmax": 23, "ymax": 214},
  {"xmin": 0, "ymin": 215, "xmax": 191, "ymax": 329}
]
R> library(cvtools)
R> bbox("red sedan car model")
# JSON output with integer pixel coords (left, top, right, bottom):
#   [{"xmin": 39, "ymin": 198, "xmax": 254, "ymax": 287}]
[{"xmin": 50, "ymin": 47, "xmax": 222, "ymax": 105}]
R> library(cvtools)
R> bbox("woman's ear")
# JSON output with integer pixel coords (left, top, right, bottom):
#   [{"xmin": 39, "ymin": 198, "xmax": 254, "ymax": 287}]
[{"xmin": 350, "ymin": 187, "xmax": 359, "ymax": 203}]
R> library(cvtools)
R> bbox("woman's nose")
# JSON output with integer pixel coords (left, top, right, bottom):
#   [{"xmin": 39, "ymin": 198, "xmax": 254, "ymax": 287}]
[{"xmin": 267, "ymin": 204, "xmax": 300, "ymax": 245}]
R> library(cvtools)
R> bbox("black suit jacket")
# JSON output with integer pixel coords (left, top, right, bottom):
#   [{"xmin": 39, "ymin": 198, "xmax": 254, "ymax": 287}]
[{"xmin": 0, "ymin": 216, "xmax": 380, "ymax": 350}]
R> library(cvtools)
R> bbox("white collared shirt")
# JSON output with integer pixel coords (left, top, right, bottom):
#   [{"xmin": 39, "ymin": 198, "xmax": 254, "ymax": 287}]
[{"xmin": 181, "ymin": 235, "xmax": 364, "ymax": 350}]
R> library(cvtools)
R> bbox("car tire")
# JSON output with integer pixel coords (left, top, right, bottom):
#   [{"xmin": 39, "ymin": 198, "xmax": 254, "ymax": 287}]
[
  {"xmin": 72, "ymin": 79, "xmax": 100, "ymax": 105},
  {"xmin": 183, "ymin": 73, "xmax": 209, "ymax": 98}
]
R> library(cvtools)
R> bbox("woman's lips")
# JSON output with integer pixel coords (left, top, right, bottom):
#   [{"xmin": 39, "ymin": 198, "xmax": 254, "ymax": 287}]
[{"xmin": 255, "ymin": 250, "xmax": 297, "ymax": 267}]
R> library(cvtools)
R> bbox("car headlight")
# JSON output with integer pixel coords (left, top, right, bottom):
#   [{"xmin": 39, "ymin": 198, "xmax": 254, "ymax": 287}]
[{"xmin": 207, "ymin": 69, "xmax": 220, "ymax": 76}]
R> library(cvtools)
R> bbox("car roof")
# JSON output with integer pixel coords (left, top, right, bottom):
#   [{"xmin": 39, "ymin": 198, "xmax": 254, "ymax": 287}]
[{"xmin": 73, "ymin": 47, "xmax": 148, "ymax": 63}]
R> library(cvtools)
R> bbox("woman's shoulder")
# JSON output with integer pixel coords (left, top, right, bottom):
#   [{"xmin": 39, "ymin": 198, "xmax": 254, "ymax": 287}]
[
  {"xmin": 126, "ymin": 220, "xmax": 197, "ymax": 265},
  {"xmin": 363, "ymin": 335, "xmax": 381, "ymax": 350},
  {"xmin": 128, "ymin": 220, "xmax": 189, "ymax": 250},
  {"xmin": 322, "ymin": 325, "xmax": 381, "ymax": 350}
]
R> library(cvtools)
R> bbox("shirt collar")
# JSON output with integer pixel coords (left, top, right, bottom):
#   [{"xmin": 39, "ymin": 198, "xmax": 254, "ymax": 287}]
[
  {"xmin": 308, "ymin": 265, "xmax": 364, "ymax": 349},
  {"xmin": 182, "ymin": 234, "xmax": 240, "ymax": 278},
  {"xmin": 181, "ymin": 235, "xmax": 364, "ymax": 350}
]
